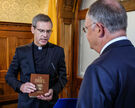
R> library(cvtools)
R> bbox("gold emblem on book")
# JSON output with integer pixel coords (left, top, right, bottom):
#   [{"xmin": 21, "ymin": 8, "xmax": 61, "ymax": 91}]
[
  {"xmin": 34, "ymin": 76, "xmax": 47, "ymax": 91},
  {"xmin": 36, "ymin": 84, "xmax": 43, "ymax": 91},
  {"xmin": 35, "ymin": 76, "xmax": 46, "ymax": 83}
]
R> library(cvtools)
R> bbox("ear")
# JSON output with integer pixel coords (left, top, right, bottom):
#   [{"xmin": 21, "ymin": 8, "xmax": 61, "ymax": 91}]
[
  {"xmin": 95, "ymin": 23, "xmax": 105, "ymax": 38},
  {"xmin": 31, "ymin": 26, "xmax": 35, "ymax": 34}
]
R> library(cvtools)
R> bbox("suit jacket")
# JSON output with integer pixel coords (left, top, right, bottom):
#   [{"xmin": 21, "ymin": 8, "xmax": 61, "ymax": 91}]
[
  {"xmin": 5, "ymin": 42, "xmax": 67, "ymax": 108},
  {"xmin": 77, "ymin": 40, "xmax": 135, "ymax": 108}
]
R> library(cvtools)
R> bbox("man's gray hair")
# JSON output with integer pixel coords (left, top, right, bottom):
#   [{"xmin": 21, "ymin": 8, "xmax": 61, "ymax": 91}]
[
  {"xmin": 32, "ymin": 14, "xmax": 53, "ymax": 28},
  {"xmin": 87, "ymin": 0, "xmax": 127, "ymax": 33}
]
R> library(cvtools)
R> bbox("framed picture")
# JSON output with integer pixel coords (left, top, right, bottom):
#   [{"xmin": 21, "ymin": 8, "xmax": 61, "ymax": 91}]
[{"xmin": 119, "ymin": 0, "xmax": 135, "ymax": 11}]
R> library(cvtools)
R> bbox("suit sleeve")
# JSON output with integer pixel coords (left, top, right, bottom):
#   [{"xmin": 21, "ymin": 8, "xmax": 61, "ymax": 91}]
[
  {"xmin": 51, "ymin": 48, "xmax": 67, "ymax": 94},
  {"xmin": 76, "ymin": 64, "xmax": 117, "ymax": 108},
  {"xmin": 5, "ymin": 48, "xmax": 23, "ymax": 93}
]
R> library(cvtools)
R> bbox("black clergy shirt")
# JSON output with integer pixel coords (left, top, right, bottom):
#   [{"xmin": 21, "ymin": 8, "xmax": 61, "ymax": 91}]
[{"xmin": 33, "ymin": 42, "xmax": 49, "ymax": 74}]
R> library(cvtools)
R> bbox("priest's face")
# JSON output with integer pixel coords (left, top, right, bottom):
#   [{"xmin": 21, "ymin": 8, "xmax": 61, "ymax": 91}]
[{"xmin": 31, "ymin": 21, "xmax": 52, "ymax": 46}]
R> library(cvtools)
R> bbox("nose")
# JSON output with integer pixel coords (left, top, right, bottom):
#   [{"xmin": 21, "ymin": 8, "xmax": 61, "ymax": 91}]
[{"xmin": 41, "ymin": 32, "xmax": 48, "ymax": 37}]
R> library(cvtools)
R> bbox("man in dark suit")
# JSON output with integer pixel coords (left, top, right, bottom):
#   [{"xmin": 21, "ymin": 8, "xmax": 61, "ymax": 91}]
[
  {"xmin": 77, "ymin": 0, "xmax": 135, "ymax": 108},
  {"xmin": 5, "ymin": 14, "xmax": 67, "ymax": 108}
]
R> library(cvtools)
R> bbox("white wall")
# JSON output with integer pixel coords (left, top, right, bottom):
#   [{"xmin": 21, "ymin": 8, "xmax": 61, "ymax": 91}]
[{"xmin": 127, "ymin": 11, "xmax": 135, "ymax": 46}]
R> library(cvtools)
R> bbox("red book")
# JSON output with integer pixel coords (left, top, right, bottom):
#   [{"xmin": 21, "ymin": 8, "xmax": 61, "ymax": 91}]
[{"xmin": 29, "ymin": 74, "xmax": 49, "ymax": 98}]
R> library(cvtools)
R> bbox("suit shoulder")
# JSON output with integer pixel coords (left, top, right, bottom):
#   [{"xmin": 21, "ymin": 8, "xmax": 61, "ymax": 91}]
[
  {"xmin": 48, "ymin": 42, "xmax": 64, "ymax": 50},
  {"xmin": 16, "ymin": 43, "xmax": 32, "ymax": 51}
]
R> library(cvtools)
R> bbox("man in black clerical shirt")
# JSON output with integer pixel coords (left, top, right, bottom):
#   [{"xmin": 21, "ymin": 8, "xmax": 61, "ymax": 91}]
[{"xmin": 5, "ymin": 14, "xmax": 67, "ymax": 108}]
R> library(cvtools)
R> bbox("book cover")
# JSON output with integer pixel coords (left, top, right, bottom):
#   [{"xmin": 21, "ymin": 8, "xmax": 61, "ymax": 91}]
[{"xmin": 29, "ymin": 74, "xmax": 49, "ymax": 98}]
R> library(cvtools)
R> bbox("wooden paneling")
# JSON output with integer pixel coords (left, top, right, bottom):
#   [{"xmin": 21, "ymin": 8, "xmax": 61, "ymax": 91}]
[
  {"xmin": 58, "ymin": 18, "xmax": 74, "ymax": 98},
  {"xmin": 0, "ymin": 100, "xmax": 18, "ymax": 108},
  {"xmin": 78, "ymin": 9, "xmax": 88, "ymax": 20},
  {"xmin": 17, "ymin": 38, "xmax": 33, "ymax": 46},
  {"xmin": 64, "ymin": 24, "xmax": 72, "ymax": 77},
  {"xmin": 8, "ymin": 37, "xmax": 16, "ymax": 65},
  {"xmin": 120, "ymin": 0, "xmax": 135, "ymax": 12},
  {"xmin": 73, "ymin": 0, "xmax": 84, "ymax": 98},
  {"xmin": 57, "ymin": 0, "xmax": 75, "ymax": 98},
  {"xmin": 0, "ymin": 37, "xmax": 7, "ymax": 70},
  {"xmin": 0, "ymin": 22, "xmax": 33, "ymax": 108}
]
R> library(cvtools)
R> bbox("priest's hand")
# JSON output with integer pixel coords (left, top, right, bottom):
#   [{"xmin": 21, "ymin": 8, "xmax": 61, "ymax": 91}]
[
  {"xmin": 37, "ymin": 89, "xmax": 53, "ymax": 101},
  {"xmin": 20, "ymin": 82, "xmax": 36, "ymax": 93}
]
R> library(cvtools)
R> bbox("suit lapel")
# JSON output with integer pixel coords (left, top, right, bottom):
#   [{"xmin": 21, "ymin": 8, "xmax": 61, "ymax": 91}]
[
  {"xmin": 47, "ymin": 43, "xmax": 55, "ymax": 72},
  {"xmin": 27, "ymin": 43, "xmax": 35, "ymax": 73},
  {"xmin": 47, "ymin": 43, "xmax": 53, "ymax": 65}
]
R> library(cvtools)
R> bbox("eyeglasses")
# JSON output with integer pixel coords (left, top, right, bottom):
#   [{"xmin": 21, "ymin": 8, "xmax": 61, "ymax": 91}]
[
  {"xmin": 34, "ymin": 26, "xmax": 52, "ymax": 34},
  {"xmin": 83, "ymin": 23, "xmax": 96, "ymax": 33}
]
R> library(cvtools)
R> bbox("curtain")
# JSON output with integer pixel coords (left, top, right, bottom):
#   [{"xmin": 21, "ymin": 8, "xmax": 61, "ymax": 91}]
[{"xmin": 48, "ymin": 0, "xmax": 57, "ymax": 45}]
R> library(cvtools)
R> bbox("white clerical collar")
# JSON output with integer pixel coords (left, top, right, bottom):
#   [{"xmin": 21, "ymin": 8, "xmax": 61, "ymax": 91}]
[
  {"xmin": 38, "ymin": 46, "xmax": 42, "ymax": 50},
  {"xmin": 100, "ymin": 36, "xmax": 128, "ymax": 54}
]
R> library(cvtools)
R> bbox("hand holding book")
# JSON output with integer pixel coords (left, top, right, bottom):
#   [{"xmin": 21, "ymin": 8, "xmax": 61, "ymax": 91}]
[
  {"xmin": 37, "ymin": 89, "xmax": 53, "ymax": 101},
  {"xmin": 20, "ymin": 82, "xmax": 36, "ymax": 93},
  {"xmin": 29, "ymin": 74, "xmax": 49, "ymax": 98}
]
